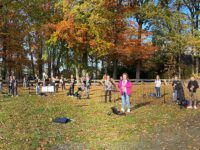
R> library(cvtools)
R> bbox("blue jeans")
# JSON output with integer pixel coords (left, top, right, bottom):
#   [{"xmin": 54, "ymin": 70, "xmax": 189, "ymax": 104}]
[
  {"xmin": 121, "ymin": 92, "xmax": 130, "ymax": 109},
  {"xmin": 173, "ymin": 90, "xmax": 177, "ymax": 101},
  {"xmin": 36, "ymin": 85, "xmax": 40, "ymax": 94},
  {"xmin": 155, "ymin": 87, "xmax": 161, "ymax": 97}
]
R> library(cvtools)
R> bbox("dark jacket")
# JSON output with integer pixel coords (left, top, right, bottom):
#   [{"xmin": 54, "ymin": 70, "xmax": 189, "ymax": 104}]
[
  {"xmin": 187, "ymin": 80, "xmax": 199, "ymax": 93},
  {"xmin": 176, "ymin": 81, "xmax": 185, "ymax": 101},
  {"xmin": 12, "ymin": 79, "xmax": 18, "ymax": 88},
  {"xmin": 172, "ymin": 80, "xmax": 180, "ymax": 90}
]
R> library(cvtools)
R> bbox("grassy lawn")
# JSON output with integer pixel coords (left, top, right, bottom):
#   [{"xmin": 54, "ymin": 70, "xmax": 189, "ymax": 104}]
[{"xmin": 0, "ymin": 84, "xmax": 200, "ymax": 150}]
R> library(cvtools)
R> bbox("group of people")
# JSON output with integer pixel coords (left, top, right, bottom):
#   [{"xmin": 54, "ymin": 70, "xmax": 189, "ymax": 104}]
[
  {"xmin": 155, "ymin": 75, "xmax": 199, "ymax": 109},
  {"xmin": 1, "ymin": 72, "xmax": 199, "ymax": 111},
  {"xmin": 22, "ymin": 73, "xmax": 66, "ymax": 95},
  {"xmin": 101, "ymin": 73, "xmax": 132, "ymax": 113},
  {"xmin": 68, "ymin": 74, "xmax": 92, "ymax": 99}
]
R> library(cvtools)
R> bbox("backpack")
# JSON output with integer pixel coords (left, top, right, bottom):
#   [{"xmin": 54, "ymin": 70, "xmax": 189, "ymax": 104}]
[
  {"xmin": 53, "ymin": 117, "xmax": 71, "ymax": 123},
  {"xmin": 111, "ymin": 106, "xmax": 126, "ymax": 116}
]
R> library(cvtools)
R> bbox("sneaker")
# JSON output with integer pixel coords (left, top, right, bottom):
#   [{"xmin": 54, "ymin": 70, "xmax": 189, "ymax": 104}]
[
  {"xmin": 194, "ymin": 106, "xmax": 197, "ymax": 109},
  {"xmin": 127, "ymin": 109, "xmax": 131, "ymax": 113},
  {"xmin": 121, "ymin": 108, "xmax": 125, "ymax": 112},
  {"xmin": 187, "ymin": 106, "xmax": 192, "ymax": 109}
]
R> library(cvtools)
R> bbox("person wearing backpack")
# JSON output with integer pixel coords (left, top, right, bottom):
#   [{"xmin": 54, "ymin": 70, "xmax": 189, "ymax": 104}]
[
  {"xmin": 118, "ymin": 73, "xmax": 132, "ymax": 113},
  {"xmin": 187, "ymin": 76, "xmax": 199, "ymax": 109},
  {"xmin": 155, "ymin": 75, "xmax": 161, "ymax": 98}
]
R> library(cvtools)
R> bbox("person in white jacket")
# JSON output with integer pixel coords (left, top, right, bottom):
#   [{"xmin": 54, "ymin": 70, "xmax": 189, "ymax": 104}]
[{"xmin": 155, "ymin": 75, "xmax": 161, "ymax": 98}]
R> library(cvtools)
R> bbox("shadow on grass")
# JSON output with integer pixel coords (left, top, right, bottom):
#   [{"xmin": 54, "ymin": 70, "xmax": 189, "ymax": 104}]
[{"xmin": 131, "ymin": 101, "xmax": 151, "ymax": 110}]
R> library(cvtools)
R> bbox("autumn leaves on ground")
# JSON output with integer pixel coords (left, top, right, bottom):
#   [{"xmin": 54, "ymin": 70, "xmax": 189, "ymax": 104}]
[{"xmin": 0, "ymin": 85, "xmax": 200, "ymax": 150}]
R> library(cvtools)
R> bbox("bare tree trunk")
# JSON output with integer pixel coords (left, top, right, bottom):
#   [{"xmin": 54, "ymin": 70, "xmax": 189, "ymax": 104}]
[
  {"xmin": 30, "ymin": 52, "xmax": 35, "ymax": 75},
  {"xmin": 135, "ymin": 21, "xmax": 143, "ymax": 79},
  {"xmin": 178, "ymin": 56, "xmax": 181, "ymax": 79},
  {"xmin": 136, "ymin": 61, "xmax": 141, "ymax": 79},
  {"xmin": 196, "ymin": 57, "xmax": 199, "ymax": 75},
  {"xmin": 75, "ymin": 64, "xmax": 80, "ymax": 84},
  {"xmin": 95, "ymin": 55, "xmax": 98, "ymax": 79},
  {"xmin": 48, "ymin": 50, "xmax": 52, "ymax": 77},
  {"xmin": 113, "ymin": 58, "xmax": 118, "ymax": 79}
]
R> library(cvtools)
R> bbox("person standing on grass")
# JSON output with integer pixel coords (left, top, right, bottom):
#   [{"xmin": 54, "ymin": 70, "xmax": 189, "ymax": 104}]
[
  {"xmin": 155, "ymin": 75, "xmax": 161, "ymax": 98},
  {"xmin": 187, "ymin": 76, "xmax": 199, "ymax": 109},
  {"xmin": 118, "ymin": 73, "xmax": 132, "ymax": 113},
  {"xmin": 8, "ymin": 75, "xmax": 13, "ymax": 95},
  {"xmin": 84, "ymin": 73, "xmax": 91, "ymax": 99},
  {"xmin": 23, "ymin": 76, "xmax": 27, "ymax": 89},
  {"xmin": 35, "ymin": 75, "xmax": 40, "ymax": 95},
  {"xmin": 0, "ymin": 77, "xmax": 2, "ymax": 92},
  {"xmin": 172, "ymin": 75, "xmax": 179, "ymax": 102},
  {"xmin": 12, "ymin": 76, "xmax": 18, "ymax": 97},
  {"xmin": 60, "ymin": 75, "xmax": 65, "ymax": 90},
  {"xmin": 68, "ymin": 75, "xmax": 75, "ymax": 96},
  {"xmin": 104, "ymin": 75, "xmax": 113, "ymax": 103}
]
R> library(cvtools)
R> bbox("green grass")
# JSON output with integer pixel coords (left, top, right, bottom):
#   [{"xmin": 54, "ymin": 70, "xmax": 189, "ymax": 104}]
[{"xmin": 0, "ymin": 85, "xmax": 200, "ymax": 150}]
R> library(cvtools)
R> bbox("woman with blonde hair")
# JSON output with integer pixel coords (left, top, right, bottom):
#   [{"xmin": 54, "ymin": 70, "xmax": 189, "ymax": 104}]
[{"xmin": 118, "ymin": 73, "xmax": 132, "ymax": 113}]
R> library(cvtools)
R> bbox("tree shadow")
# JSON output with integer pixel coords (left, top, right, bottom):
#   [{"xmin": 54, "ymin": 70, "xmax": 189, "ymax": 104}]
[{"xmin": 131, "ymin": 101, "xmax": 151, "ymax": 110}]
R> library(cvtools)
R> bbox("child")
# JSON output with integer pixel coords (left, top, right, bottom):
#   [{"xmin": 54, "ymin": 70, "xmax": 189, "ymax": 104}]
[
  {"xmin": 155, "ymin": 75, "xmax": 161, "ymax": 98},
  {"xmin": 118, "ymin": 73, "xmax": 132, "ymax": 113},
  {"xmin": 104, "ymin": 75, "xmax": 113, "ymax": 103},
  {"xmin": 187, "ymin": 76, "xmax": 199, "ymax": 109}
]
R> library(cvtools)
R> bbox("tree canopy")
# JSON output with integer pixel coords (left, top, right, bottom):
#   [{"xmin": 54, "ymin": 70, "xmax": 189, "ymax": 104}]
[{"xmin": 0, "ymin": 0, "xmax": 200, "ymax": 79}]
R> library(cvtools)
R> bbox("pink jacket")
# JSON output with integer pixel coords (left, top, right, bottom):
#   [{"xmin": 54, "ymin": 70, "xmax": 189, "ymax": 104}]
[{"xmin": 118, "ymin": 80, "xmax": 132, "ymax": 96}]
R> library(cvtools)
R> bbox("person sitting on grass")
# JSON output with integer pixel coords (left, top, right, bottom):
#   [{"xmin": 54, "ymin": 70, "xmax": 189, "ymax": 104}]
[
  {"xmin": 187, "ymin": 76, "xmax": 199, "ymax": 109},
  {"xmin": 155, "ymin": 75, "xmax": 161, "ymax": 98},
  {"xmin": 118, "ymin": 73, "xmax": 132, "ymax": 113}
]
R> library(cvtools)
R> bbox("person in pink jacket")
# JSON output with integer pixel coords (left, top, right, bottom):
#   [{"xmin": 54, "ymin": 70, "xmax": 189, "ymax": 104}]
[{"xmin": 118, "ymin": 73, "xmax": 132, "ymax": 113}]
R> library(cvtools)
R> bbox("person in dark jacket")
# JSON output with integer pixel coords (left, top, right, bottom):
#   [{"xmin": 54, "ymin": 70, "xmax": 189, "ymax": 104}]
[
  {"xmin": 12, "ymin": 76, "xmax": 18, "ymax": 97},
  {"xmin": 176, "ymin": 80, "xmax": 185, "ymax": 106},
  {"xmin": 187, "ymin": 76, "xmax": 199, "ymax": 109},
  {"xmin": 172, "ymin": 75, "xmax": 179, "ymax": 102}
]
